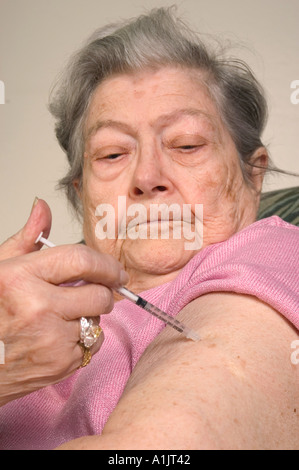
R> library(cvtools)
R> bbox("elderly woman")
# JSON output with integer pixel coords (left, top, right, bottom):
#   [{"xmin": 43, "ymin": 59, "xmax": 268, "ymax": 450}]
[{"xmin": 0, "ymin": 8, "xmax": 298, "ymax": 450}]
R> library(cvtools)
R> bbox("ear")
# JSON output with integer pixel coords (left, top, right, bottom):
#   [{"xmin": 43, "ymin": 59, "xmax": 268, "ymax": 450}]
[
  {"xmin": 247, "ymin": 147, "xmax": 269, "ymax": 194},
  {"xmin": 73, "ymin": 178, "xmax": 82, "ymax": 200}
]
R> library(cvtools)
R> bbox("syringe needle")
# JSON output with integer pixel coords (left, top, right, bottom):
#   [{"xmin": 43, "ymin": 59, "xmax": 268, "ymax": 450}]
[
  {"xmin": 116, "ymin": 287, "xmax": 200, "ymax": 341},
  {"xmin": 35, "ymin": 232, "xmax": 200, "ymax": 341}
]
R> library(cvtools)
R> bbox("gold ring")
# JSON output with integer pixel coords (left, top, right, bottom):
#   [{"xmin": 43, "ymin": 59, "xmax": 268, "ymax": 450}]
[{"xmin": 79, "ymin": 344, "xmax": 92, "ymax": 368}]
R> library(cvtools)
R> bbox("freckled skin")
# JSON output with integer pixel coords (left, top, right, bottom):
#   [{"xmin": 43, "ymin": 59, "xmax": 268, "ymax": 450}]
[{"xmin": 78, "ymin": 66, "xmax": 266, "ymax": 294}]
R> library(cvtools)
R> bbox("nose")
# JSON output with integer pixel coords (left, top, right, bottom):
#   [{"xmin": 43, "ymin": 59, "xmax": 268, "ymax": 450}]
[{"xmin": 129, "ymin": 145, "xmax": 173, "ymax": 199}]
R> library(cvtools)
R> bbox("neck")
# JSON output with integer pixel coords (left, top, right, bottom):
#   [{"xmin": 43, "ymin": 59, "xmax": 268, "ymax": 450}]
[{"xmin": 113, "ymin": 267, "xmax": 182, "ymax": 301}]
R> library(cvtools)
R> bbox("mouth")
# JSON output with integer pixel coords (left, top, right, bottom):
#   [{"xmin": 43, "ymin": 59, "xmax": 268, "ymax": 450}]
[
  {"xmin": 115, "ymin": 201, "xmax": 202, "ymax": 241},
  {"xmin": 124, "ymin": 219, "xmax": 195, "ymax": 241},
  {"xmin": 125, "ymin": 210, "xmax": 196, "ymax": 227}
]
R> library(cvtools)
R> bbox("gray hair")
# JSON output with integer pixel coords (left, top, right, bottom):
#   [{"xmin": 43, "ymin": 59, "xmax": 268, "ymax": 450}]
[{"xmin": 49, "ymin": 6, "xmax": 274, "ymax": 217}]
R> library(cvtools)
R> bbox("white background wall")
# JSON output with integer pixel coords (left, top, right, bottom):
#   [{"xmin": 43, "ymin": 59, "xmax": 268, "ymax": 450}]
[{"xmin": 0, "ymin": 0, "xmax": 298, "ymax": 245}]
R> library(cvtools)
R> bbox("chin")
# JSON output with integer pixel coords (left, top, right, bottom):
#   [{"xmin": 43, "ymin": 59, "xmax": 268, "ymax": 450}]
[{"xmin": 121, "ymin": 238, "xmax": 196, "ymax": 274}]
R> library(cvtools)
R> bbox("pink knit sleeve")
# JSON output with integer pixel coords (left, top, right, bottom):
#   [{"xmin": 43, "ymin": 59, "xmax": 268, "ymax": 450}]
[{"xmin": 163, "ymin": 216, "xmax": 299, "ymax": 330}]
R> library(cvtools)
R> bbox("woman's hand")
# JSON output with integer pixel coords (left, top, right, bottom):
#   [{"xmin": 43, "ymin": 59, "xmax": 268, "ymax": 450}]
[{"xmin": 0, "ymin": 199, "xmax": 127, "ymax": 407}]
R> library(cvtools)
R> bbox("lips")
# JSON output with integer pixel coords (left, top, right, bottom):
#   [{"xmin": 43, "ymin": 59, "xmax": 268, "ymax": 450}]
[
  {"xmin": 124, "ymin": 208, "xmax": 197, "ymax": 228},
  {"xmin": 114, "ymin": 199, "xmax": 201, "ymax": 240}
]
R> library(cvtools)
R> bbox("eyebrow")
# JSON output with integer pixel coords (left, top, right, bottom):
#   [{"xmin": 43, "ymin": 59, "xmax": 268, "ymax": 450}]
[
  {"xmin": 86, "ymin": 119, "xmax": 135, "ymax": 140},
  {"xmin": 85, "ymin": 108, "xmax": 219, "ymax": 140},
  {"xmin": 155, "ymin": 108, "xmax": 219, "ymax": 133}
]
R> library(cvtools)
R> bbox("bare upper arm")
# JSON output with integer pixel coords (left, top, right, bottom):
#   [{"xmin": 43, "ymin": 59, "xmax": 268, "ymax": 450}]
[{"xmin": 59, "ymin": 292, "xmax": 299, "ymax": 450}]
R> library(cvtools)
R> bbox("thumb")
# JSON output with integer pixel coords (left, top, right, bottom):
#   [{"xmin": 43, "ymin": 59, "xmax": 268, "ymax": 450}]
[{"xmin": 0, "ymin": 198, "xmax": 52, "ymax": 261}]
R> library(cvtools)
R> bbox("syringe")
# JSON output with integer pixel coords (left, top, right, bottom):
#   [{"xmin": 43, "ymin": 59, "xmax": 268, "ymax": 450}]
[{"xmin": 35, "ymin": 232, "xmax": 200, "ymax": 342}]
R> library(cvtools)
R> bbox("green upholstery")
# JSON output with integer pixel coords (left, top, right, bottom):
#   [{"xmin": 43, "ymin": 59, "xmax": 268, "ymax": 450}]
[{"xmin": 258, "ymin": 186, "xmax": 299, "ymax": 227}]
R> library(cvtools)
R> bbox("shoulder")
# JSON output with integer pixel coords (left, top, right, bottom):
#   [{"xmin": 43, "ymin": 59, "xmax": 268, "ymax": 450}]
[{"xmin": 95, "ymin": 290, "xmax": 299, "ymax": 450}]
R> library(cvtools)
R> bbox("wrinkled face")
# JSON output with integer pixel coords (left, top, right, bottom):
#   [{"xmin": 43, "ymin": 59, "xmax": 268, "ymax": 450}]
[{"xmin": 79, "ymin": 67, "xmax": 263, "ymax": 285}]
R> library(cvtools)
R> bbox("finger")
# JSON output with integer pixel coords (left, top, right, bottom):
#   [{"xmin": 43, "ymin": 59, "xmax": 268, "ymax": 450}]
[
  {"xmin": 0, "ymin": 199, "xmax": 52, "ymax": 261},
  {"xmin": 48, "ymin": 283, "xmax": 115, "ymax": 321},
  {"xmin": 28, "ymin": 244, "xmax": 129, "ymax": 288}
]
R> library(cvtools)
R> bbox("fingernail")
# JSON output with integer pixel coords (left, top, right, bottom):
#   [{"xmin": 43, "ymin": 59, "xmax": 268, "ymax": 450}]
[
  {"xmin": 120, "ymin": 270, "xmax": 130, "ymax": 285},
  {"xmin": 30, "ymin": 197, "xmax": 39, "ymax": 214}
]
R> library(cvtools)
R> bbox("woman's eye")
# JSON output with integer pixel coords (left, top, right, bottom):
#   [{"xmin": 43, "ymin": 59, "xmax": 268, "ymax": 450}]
[
  {"xmin": 104, "ymin": 153, "xmax": 123, "ymax": 160},
  {"xmin": 179, "ymin": 145, "xmax": 198, "ymax": 150},
  {"xmin": 175, "ymin": 144, "xmax": 204, "ymax": 152},
  {"xmin": 166, "ymin": 137, "xmax": 206, "ymax": 153},
  {"xmin": 95, "ymin": 151, "xmax": 127, "ymax": 161}
]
